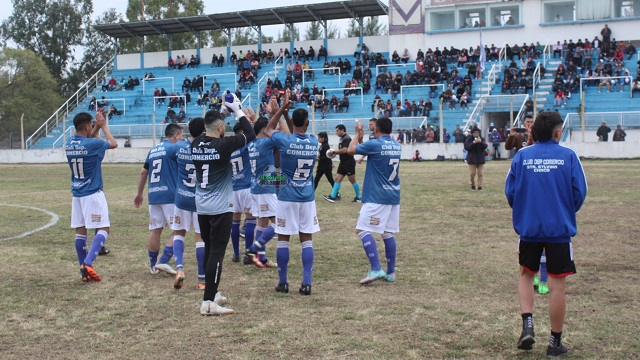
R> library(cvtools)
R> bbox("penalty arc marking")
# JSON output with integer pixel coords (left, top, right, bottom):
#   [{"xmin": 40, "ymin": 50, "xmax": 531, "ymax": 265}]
[{"xmin": 0, "ymin": 204, "xmax": 60, "ymax": 242}]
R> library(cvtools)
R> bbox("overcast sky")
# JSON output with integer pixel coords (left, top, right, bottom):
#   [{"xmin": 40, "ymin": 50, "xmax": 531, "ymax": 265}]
[{"xmin": 0, "ymin": 0, "xmax": 388, "ymax": 38}]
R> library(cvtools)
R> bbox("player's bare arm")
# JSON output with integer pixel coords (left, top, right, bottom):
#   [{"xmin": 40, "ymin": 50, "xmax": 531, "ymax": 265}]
[
  {"xmin": 264, "ymin": 98, "xmax": 292, "ymax": 138},
  {"xmin": 347, "ymin": 121, "xmax": 364, "ymax": 156},
  {"xmin": 96, "ymin": 110, "xmax": 118, "ymax": 149},
  {"xmin": 134, "ymin": 168, "xmax": 148, "ymax": 208}
]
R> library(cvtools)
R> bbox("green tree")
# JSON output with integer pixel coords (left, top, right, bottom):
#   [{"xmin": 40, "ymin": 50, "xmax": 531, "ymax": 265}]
[
  {"xmin": 276, "ymin": 25, "xmax": 300, "ymax": 42},
  {"xmin": 64, "ymin": 8, "xmax": 125, "ymax": 96},
  {"xmin": 232, "ymin": 28, "xmax": 257, "ymax": 46},
  {"xmin": 346, "ymin": 16, "xmax": 387, "ymax": 37},
  {"xmin": 304, "ymin": 21, "xmax": 340, "ymax": 41},
  {"xmin": 0, "ymin": 49, "xmax": 64, "ymax": 148},
  {"xmin": 121, "ymin": 0, "xmax": 207, "ymax": 53},
  {"xmin": 0, "ymin": 0, "xmax": 93, "ymax": 82}
]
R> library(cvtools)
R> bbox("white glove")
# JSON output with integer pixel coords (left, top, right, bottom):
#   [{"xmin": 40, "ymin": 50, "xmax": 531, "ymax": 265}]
[{"xmin": 224, "ymin": 93, "xmax": 243, "ymax": 119}]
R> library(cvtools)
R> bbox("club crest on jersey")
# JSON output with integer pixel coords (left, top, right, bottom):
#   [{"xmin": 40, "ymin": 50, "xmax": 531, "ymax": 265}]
[
  {"xmin": 91, "ymin": 214, "xmax": 102, "ymax": 223},
  {"xmin": 277, "ymin": 218, "xmax": 286, "ymax": 227},
  {"xmin": 244, "ymin": 207, "xmax": 252, "ymax": 213},
  {"xmin": 174, "ymin": 216, "xmax": 181, "ymax": 225},
  {"xmin": 369, "ymin": 217, "xmax": 381, "ymax": 226},
  {"xmin": 260, "ymin": 204, "xmax": 270, "ymax": 212}
]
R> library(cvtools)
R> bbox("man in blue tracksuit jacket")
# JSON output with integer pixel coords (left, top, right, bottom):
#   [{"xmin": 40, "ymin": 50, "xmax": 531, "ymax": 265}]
[{"xmin": 505, "ymin": 111, "xmax": 587, "ymax": 358}]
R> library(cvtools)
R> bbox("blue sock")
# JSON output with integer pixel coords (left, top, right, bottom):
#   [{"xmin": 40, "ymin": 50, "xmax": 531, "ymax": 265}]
[
  {"xmin": 173, "ymin": 235, "xmax": 185, "ymax": 269},
  {"xmin": 301, "ymin": 240, "xmax": 314, "ymax": 285},
  {"xmin": 382, "ymin": 233, "xmax": 397, "ymax": 274},
  {"xmin": 74, "ymin": 234, "xmax": 87, "ymax": 266},
  {"xmin": 159, "ymin": 245, "xmax": 173, "ymax": 264},
  {"xmin": 149, "ymin": 250, "xmax": 159, "ymax": 268},
  {"xmin": 254, "ymin": 226, "xmax": 264, "ymax": 252},
  {"xmin": 276, "ymin": 241, "xmax": 289, "ymax": 284},
  {"xmin": 358, "ymin": 231, "xmax": 381, "ymax": 271},
  {"xmin": 245, "ymin": 219, "xmax": 256, "ymax": 251},
  {"xmin": 84, "ymin": 230, "xmax": 108, "ymax": 266},
  {"xmin": 330, "ymin": 182, "xmax": 342, "ymax": 198},
  {"xmin": 195, "ymin": 241, "xmax": 205, "ymax": 280},
  {"xmin": 540, "ymin": 254, "xmax": 548, "ymax": 282},
  {"xmin": 353, "ymin": 181, "xmax": 361, "ymax": 199},
  {"xmin": 251, "ymin": 224, "xmax": 275, "ymax": 253},
  {"xmin": 231, "ymin": 220, "xmax": 241, "ymax": 257}
]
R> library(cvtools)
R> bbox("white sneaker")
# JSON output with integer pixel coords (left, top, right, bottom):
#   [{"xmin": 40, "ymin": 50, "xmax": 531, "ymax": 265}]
[
  {"xmin": 214, "ymin": 292, "xmax": 227, "ymax": 305},
  {"xmin": 200, "ymin": 300, "xmax": 235, "ymax": 316},
  {"xmin": 154, "ymin": 263, "xmax": 177, "ymax": 275},
  {"xmin": 150, "ymin": 266, "xmax": 159, "ymax": 275}
]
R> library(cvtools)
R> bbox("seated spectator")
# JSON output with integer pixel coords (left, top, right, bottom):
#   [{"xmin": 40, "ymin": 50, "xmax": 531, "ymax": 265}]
[
  {"xmin": 341, "ymin": 95, "xmax": 349, "ymax": 112},
  {"xmin": 401, "ymin": 49, "xmax": 410, "ymax": 64},
  {"xmin": 107, "ymin": 104, "xmax": 120, "ymax": 120},
  {"xmin": 165, "ymin": 107, "xmax": 176, "ymax": 123},
  {"xmin": 88, "ymin": 96, "xmax": 97, "ymax": 111},
  {"xmin": 391, "ymin": 50, "xmax": 400, "ymax": 64},
  {"xmin": 318, "ymin": 45, "xmax": 328, "ymax": 62},
  {"xmin": 168, "ymin": 56, "xmax": 176, "ymax": 70},
  {"xmin": 598, "ymin": 74, "xmax": 611, "ymax": 92},
  {"xmin": 554, "ymin": 89, "xmax": 566, "ymax": 107},
  {"xmin": 187, "ymin": 55, "xmax": 197, "ymax": 69},
  {"xmin": 107, "ymin": 76, "xmax": 117, "ymax": 91},
  {"xmin": 98, "ymin": 96, "xmax": 108, "ymax": 108},
  {"xmin": 125, "ymin": 76, "xmax": 135, "ymax": 90}
]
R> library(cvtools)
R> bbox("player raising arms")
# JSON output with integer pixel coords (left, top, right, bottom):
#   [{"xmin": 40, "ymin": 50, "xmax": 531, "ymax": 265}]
[
  {"xmin": 244, "ymin": 97, "xmax": 290, "ymax": 268},
  {"xmin": 65, "ymin": 109, "xmax": 117, "ymax": 282},
  {"xmin": 191, "ymin": 97, "xmax": 256, "ymax": 315},
  {"xmin": 347, "ymin": 117, "xmax": 401, "ymax": 284},
  {"xmin": 265, "ymin": 98, "xmax": 320, "ymax": 295},
  {"xmin": 135, "ymin": 124, "xmax": 183, "ymax": 275},
  {"xmin": 323, "ymin": 124, "xmax": 361, "ymax": 203},
  {"xmin": 169, "ymin": 118, "xmax": 207, "ymax": 290}
]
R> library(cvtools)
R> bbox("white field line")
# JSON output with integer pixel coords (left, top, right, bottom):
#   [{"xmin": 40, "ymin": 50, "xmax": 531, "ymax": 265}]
[{"xmin": 0, "ymin": 204, "xmax": 60, "ymax": 242}]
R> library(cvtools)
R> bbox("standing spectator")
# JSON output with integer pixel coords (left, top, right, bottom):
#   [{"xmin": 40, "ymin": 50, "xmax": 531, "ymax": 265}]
[
  {"xmin": 506, "ymin": 111, "xmax": 587, "ymax": 358},
  {"xmin": 506, "ymin": 115, "xmax": 534, "ymax": 153},
  {"xmin": 191, "ymin": 98, "xmax": 256, "ymax": 315},
  {"xmin": 453, "ymin": 125, "xmax": 465, "ymax": 143},
  {"xmin": 464, "ymin": 126, "xmax": 487, "ymax": 191},
  {"xmin": 612, "ymin": 124, "xmax": 626, "ymax": 141},
  {"xmin": 489, "ymin": 128, "xmax": 502, "ymax": 159},
  {"xmin": 596, "ymin": 122, "xmax": 611, "ymax": 141},
  {"xmin": 66, "ymin": 110, "xmax": 118, "ymax": 282},
  {"xmin": 600, "ymin": 24, "xmax": 612, "ymax": 45}
]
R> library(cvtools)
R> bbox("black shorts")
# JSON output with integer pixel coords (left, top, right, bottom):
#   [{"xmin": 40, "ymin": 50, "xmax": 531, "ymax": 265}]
[
  {"xmin": 519, "ymin": 241, "xmax": 576, "ymax": 277},
  {"xmin": 337, "ymin": 159, "xmax": 356, "ymax": 176}
]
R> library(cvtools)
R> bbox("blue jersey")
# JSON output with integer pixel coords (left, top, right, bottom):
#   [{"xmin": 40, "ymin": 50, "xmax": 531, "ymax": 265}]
[
  {"xmin": 355, "ymin": 135, "xmax": 401, "ymax": 205},
  {"xmin": 65, "ymin": 135, "xmax": 110, "ymax": 197},
  {"xmin": 248, "ymin": 137, "xmax": 276, "ymax": 195},
  {"xmin": 231, "ymin": 145, "xmax": 252, "ymax": 191},
  {"xmin": 144, "ymin": 140, "xmax": 179, "ymax": 205},
  {"xmin": 175, "ymin": 140, "xmax": 197, "ymax": 212},
  {"xmin": 505, "ymin": 140, "xmax": 587, "ymax": 243},
  {"xmin": 271, "ymin": 132, "xmax": 318, "ymax": 202}
]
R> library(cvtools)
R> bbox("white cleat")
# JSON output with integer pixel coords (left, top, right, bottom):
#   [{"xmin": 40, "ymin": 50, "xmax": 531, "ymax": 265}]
[
  {"xmin": 200, "ymin": 300, "xmax": 235, "ymax": 316},
  {"xmin": 214, "ymin": 292, "xmax": 227, "ymax": 305},
  {"xmin": 150, "ymin": 266, "xmax": 160, "ymax": 275},
  {"xmin": 154, "ymin": 263, "xmax": 177, "ymax": 275}
]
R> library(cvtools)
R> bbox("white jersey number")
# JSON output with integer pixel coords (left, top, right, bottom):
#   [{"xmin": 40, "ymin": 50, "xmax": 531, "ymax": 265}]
[
  {"xmin": 293, "ymin": 159, "xmax": 314, "ymax": 181},
  {"xmin": 200, "ymin": 164, "xmax": 210, "ymax": 189},
  {"xmin": 231, "ymin": 157, "xmax": 244, "ymax": 177},
  {"xmin": 70, "ymin": 158, "xmax": 85, "ymax": 179},
  {"xmin": 183, "ymin": 163, "xmax": 196, "ymax": 188},
  {"xmin": 150, "ymin": 159, "xmax": 162, "ymax": 183},
  {"xmin": 388, "ymin": 158, "xmax": 399, "ymax": 181}
]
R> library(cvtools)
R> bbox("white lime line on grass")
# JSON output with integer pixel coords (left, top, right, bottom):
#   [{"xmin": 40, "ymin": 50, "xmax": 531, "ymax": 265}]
[{"xmin": 0, "ymin": 204, "xmax": 60, "ymax": 242}]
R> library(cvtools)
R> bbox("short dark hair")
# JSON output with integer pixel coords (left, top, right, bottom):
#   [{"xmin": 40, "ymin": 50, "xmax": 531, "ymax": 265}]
[
  {"xmin": 292, "ymin": 108, "xmax": 308, "ymax": 127},
  {"xmin": 188, "ymin": 117, "xmax": 204, "ymax": 137},
  {"xmin": 204, "ymin": 110, "xmax": 225, "ymax": 126},
  {"xmin": 376, "ymin": 117, "xmax": 393, "ymax": 135},
  {"xmin": 335, "ymin": 124, "xmax": 346, "ymax": 132},
  {"xmin": 532, "ymin": 111, "xmax": 563, "ymax": 142},
  {"xmin": 254, "ymin": 117, "xmax": 269, "ymax": 135},
  {"xmin": 233, "ymin": 122, "xmax": 243, "ymax": 134},
  {"xmin": 525, "ymin": 114, "xmax": 534, "ymax": 120},
  {"xmin": 369, "ymin": 118, "xmax": 376, "ymax": 122},
  {"xmin": 165, "ymin": 123, "xmax": 183, "ymax": 138},
  {"xmin": 73, "ymin": 112, "xmax": 93, "ymax": 131}
]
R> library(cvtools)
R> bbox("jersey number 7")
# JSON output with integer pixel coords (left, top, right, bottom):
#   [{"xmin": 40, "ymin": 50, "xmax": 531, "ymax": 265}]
[{"xmin": 388, "ymin": 158, "xmax": 399, "ymax": 181}]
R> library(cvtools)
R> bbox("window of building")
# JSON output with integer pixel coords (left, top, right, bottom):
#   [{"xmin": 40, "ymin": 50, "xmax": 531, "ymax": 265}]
[
  {"xmin": 615, "ymin": 0, "xmax": 639, "ymax": 17},
  {"xmin": 459, "ymin": 8, "xmax": 486, "ymax": 28},
  {"xmin": 490, "ymin": 6, "xmax": 520, "ymax": 26},
  {"xmin": 429, "ymin": 10, "xmax": 455, "ymax": 31},
  {"xmin": 544, "ymin": 1, "xmax": 576, "ymax": 22}
]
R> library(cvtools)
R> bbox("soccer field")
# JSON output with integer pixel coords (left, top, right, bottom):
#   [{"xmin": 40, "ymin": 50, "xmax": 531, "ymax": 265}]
[{"xmin": 0, "ymin": 160, "xmax": 638, "ymax": 359}]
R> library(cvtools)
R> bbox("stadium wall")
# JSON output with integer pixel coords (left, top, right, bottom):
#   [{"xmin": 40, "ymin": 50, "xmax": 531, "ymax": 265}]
[
  {"xmin": 2, "ymin": 141, "xmax": 639, "ymax": 163},
  {"xmin": 117, "ymin": 36, "xmax": 389, "ymax": 71}
]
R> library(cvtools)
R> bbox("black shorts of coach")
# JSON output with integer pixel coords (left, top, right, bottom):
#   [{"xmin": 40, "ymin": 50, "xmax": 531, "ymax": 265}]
[
  {"xmin": 337, "ymin": 159, "xmax": 356, "ymax": 176},
  {"xmin": 519, "ymin": 241, "xmax": 577, "ymax": 278}
]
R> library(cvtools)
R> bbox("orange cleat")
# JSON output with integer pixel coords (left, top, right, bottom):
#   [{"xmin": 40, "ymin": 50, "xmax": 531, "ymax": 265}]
[
  {"xmin": 173, "ymin": 271, "xmax": 185, "ymax": 289},
  {"xmin": 81, "ymin": 264, "xmax": 101, "ymax": 282}
]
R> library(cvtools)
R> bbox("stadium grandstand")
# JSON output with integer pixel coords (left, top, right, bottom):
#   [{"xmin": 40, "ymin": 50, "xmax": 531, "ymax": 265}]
[{"xmin": 23, "ymin": 0, "xmax": 640, "ymax": 159}]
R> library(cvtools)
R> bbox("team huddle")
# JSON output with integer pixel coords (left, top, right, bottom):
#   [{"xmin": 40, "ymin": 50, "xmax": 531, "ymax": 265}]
[{"xmin": 65, "ymin": 93, "xmax": 402, "ymax": 316}]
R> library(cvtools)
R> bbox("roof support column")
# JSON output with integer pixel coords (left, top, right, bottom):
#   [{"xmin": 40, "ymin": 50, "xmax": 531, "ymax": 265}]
[
  {"xmin": 140, "ymin": 37, "xmax": 145, "ymax": 69},
  {"xmin": 358, "ymin": 17, "xmax": 364, "ymax": 49},
  {"xmin": 322, "ymin": 20, "xmax": 328, "ymax": 56},
  {"xmin": 225, "ymin": 29, "xmax": 232, "ymax": 64},
  {"xmin": 114, "ymin": 37, "xmax": 119, "ymax": 70},
  {"xmin": 196, "ymin": 32, "xmax": 201, "ymax": 58},
  {"xmin": 288, "ymin": 23, "xmax": 295, "ymax": 60},
  {"xmin": 168, "ymin": 34, "xmax": 173, "ymax": 57},
  {"xmin": 257, "ymin": 26, "xmax": 263, "ymax": 52}
]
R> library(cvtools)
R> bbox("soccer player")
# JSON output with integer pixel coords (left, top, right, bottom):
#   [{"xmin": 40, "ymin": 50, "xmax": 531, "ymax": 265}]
[
  {"xmin": 506, "ymin": 111, "xmax": 587, "ymax": 357},
  {"xmin": 313, "ymin": 131, "xmax": 335, "ymax": 191},
  {"xmin": 265, "ymin": 102, "xmax": 320, "ymax": 295},
  {"xmin": 323, "ymin": 124, "xmax": 362, "ymax": 203},
  {"xmin": 134, "ymin": 124, "xmax": 183, "ymax": 275},
  {"xmin": 245, "ymin": 98, "xmax": 290, "ymax": 268},
  {"xmin": 230, "ymin": 117, "xmax": 257, "ymax": 263},
  {"xmin": 170, "ymin": 118, "xmax": 207, "ymax": 290},
  {"xmin": 347, "ymin": 117, "xmax": 401, "ymax": 284},
  {"xmin": 65, "ymin": 109, "xmax": 117, "ymax": 282},
  {"xmin": 191, "ymin": 97, "xmax": 256, "ymax": 315},
  {"xmin": 357, "ymin": 118, "xmax": 377, "ymax": 164}
]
